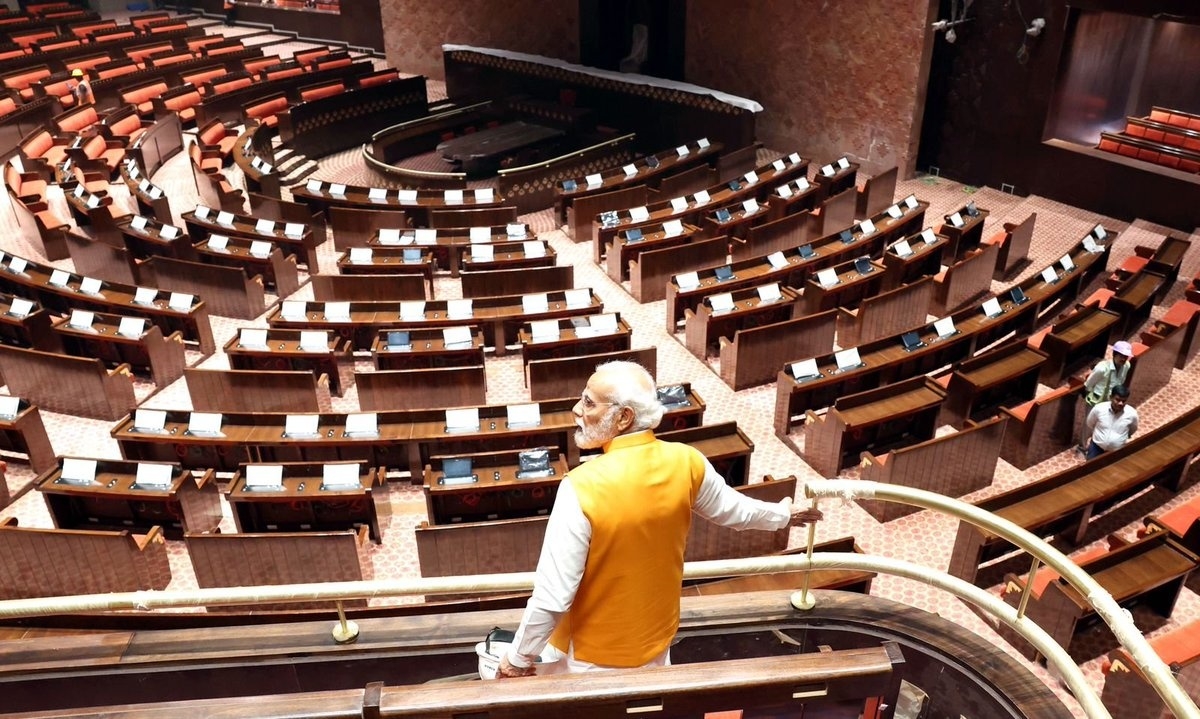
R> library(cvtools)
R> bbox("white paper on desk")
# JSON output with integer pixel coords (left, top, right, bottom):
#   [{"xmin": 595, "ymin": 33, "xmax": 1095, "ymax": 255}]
[
  {"xmin": 131, "ymin": 215, "xmax": 148, "ymax": 231},
  {"xmin": 820, "ymin": 163, "xmax": 835, "ymax": 176},
  {"xmin": 507, "ymin": 402, "xmax": 540, "ymax": 428},
  {"xmin": 441, "ymin": 326, "xmax": 472, "ymax": 348},
  {"xmin": 215, "ymin": 211, "xmax": 234, "ymax": 226},
  {"xmin": 791, "ymin": 358, "xmax": 819, "ymax": 379},
  {"xmin": 707, "ymin": 292, "xmax": 734, "ymax": 313},
  {"xmin": 1041, "ymin": 266, "xmax": 1059, "ymax": 284},
  {"xmin": 443, "ymin": 189, "xmax": 464, "ymax": 205},
  {"xmin": 670, "ymin": 196, "xmax": 688, "ymax": 212},
  {"xmin": 469, "ymin": 226, "xmax": 491, "ymax": 243},
  {"xmin": 255, "ymin": 218, "xmax": 275, "ymax": 233},
  {"xmin": 128, "ymin": 162, "xmax": 139, "ymax": 178},
  {"xmin": 698, "ymin": 137, "xmax": 710, "ymax": 149},
  {"xmin": 148, "ymin": 185, "xmax": 164, "ymax": 199},
  {"xmin": 159, "ymin": 224, "xmax": 180, "ymax": 240},
  {"xmin": 250, "ymin": 156, "xmax": 263, "ymax": 170},
  {"xmin": 447, "ymin": 298, "xmax": 473, "ymax": 319},
  {"xmin": 663, "ymin": 219, "xmax": 683, "ymax": 237},
  {"xmin": 772, "ymin": 159, "xmax": 785, "ymax": 172},
  {"xmin": 194, "ymin": 205, "xmax": 211, "ymax": 220},
  {"xmin": 506, "ymin": 223, "xmax": 525, "ymax": 238},
  {"xmin": 816, "ymin": 268, "xmax": 839, "ymax": 288},
  {"xmin": 399, "ymin": 301, "xmax": 425, "ymax": 321},
  {"xmin": 529, "ymin": 319, "xmax": 559, "ymax": 341},
  {"xmin": 284, "ymin": 223, "xmax": 304, "ymax": 238},
  {"xmin": 329, "ymin": 183, "xmax": 347, "ymax": 196},
  {"xmin": 117, "ymin": 317, "xmax": 145, "ymax": 338},
  {"xmin": 280, "ymin": 300, "xmax": 307, "ymax": 320},
  {"xmin": 299, "ymin": 330, "xmax": 328, "ymax": 351},
  {"xmin": 788, "ymin": 152, "xmax": 801, "ymax": 165},
  {"xmin": 742, "ymin": 198, "xmax": 759, "ymax": 215},
  {"xmin": 245, "ymin": 463, "xmax": 283, "ymax": 488},
  {"xmin": 136, "ymin": 462, "xmax": 173, "ymax": 488},
  {"xmin": 415, "ymin": 228, "xmax": 437, "ymax": 245},
  {"xmin": 368, "ymin": 187, "xmax": 388, "ymax": 200},
  {"xmin": 68, "ymin": 309, "xmax": 94, "ymax": 329},
  {"xmin": 934, "ymin": 316, "xmax": 957, "ymax": 338},
  {"xmin": 1093, "ymin": 224, "xmax": 1107, "ymax": 241},
  {"xmin": 85, "ymin": 194, "xmax": 101, "ymax": 209},
  {"xmin": 134, "ymin": 408, "xmax": 166, "ymax": 432},
  {"xmin": 886, "ymin": 205, "xmax": 903, "ymax": 219},
  {"xmin": 675, "ymin": 145, "xmax": 689, "ymax": 157},
  {"xmin": 305, "ymin": 179, "xmax": 323, "ymax": 193},
  {"xmin": 189, "ymin": 411, "xmax": 222, "ymax": 434},
  {"xmin": 838, "ymin": 157, "xmax": 850, "ymax": 169},
  {"xmin": 349, "ymin": 247, "xmax": 372, "ymax": 264},
  {"xmin": 982, "ymin": 297, "xmax": 1003, "ymax": 318},
  {"xmin": 1059, "ymin": 254, "xmax": 1075, "ymax": 272},
  {"xmin": 1082, "ymin": 237, "xmax": 1100, "ymax": 253},
  {"xmin": 523, "ymin": 240, "xmax": 546, "ymax": 258},
  {"xmin": 322, "ymin": 463, "xmax": 360, "ymax": 488},
  {"xmin": 134, "ymin": 287, "xmax": 157, "ymax": 304},
  {"xmin": 891, "ymin": 239, "xmax": 914, "ymax": 257},
  {"xmin": 948, "ymin": 211, "xmax": 964, "ymax": 228},
  {"xmin": 379, "ymin": 228, "xmax": 401, "ymax": 244},
  {"xmin": 249, "ymin": 240, "xmax": 271, "ymax": 258},
  {"xmin": 580, "ymin": 173, "xmax": 600, "ymax": 188},
  {"xmin": 767, "ymin": 251, "xmax": 789, "ymax": 269},
  {"xmin": 260, "ymin": 162, "xmax": 274, "ymax": 174},
  {"xmin": 471, "ymin": 242, "xmax": 494, "ymax": 261},
  {"xmin": 622, "ymin": 163, "xmax": 637, "ymax": 177},
  {"xmin": 564, "ymin": 287, "xmax": 591, "ymax": 309},
  {"xmin": 919, "ymin": 228, "xmax": 936, "ymax": 245},
  {"xmin": 208, "ymin": 234, "xmax": 229, "ymax": 251},
  {"xmin": 8, "ymin": 298, "xmax": 32, "ymax": 317},
  {"xmin": 73, "ymin": 184, "xmax": 85, "ymax": 198},
  {"xmin": 324, "ymin": 301, "xmax": 350, "ymax": 321},
  {"xmin": 239, "ymin": 327, "xmax": 268, "ymax": 348},
  {"xmin": 628, "ymin": 206, "xmax": 650, "ymax": 223},
  {"xmin": 693, "ymin": 189, "xmax": 711, "ymax": 205},
  {"xmin": 834, "ymin": 347, "xmax": 862, "ymax": 370},
  {"xmin": 757, "ymin": 283, "xmax": 782, "ymax": 302},
  {"xmin": 859, "ymin": 218, "xmax": 877, "ymax": 236},
  {"xmin": 61, "ymin": 457, "xmax": 97, "ymax": 483},
  {"xmin": 474, "ymin": 188, "xmax": 494, "ymax": 202},
  {"xmin": 675, "ymin": 271, "xmax": 700, "ymax": 290},
  {"xmin": 904, "ymin": 194, "xmax": 919, "ymax": 209},
  {"xmin": 8, "ymin": 257, "xmax": 27, "ymax": 274},
  {"xmin": 522, "ymin": 293, "xmax": 549, "ymax": 314},
  {"xmin": 776, "ymin": 183, "xmax": 793, "ymax": 198},
  {"xmin": 284, "ymin": 413, "xmax": 319, "ymax": 436},
  {"xmin": 744, "ymin": 170, "xmax": 759, "ymax": 185},
  {"xmin": 344, "ymin": 412, "xmax": 378, "ymax": 436},
  {"xmin": 48, "ymin": 269, "xmax": 70, "ymax": 287},
  {"xmin": 0, "ymin": 395, "xmax": 19, "ymax": 419},
  {"xmin": 397, "ymin": 189, "xmax": 417, "ymax": 203},
  {"xmin": 445, "ymin": 407, "xmax": 479, "ymax": 431},
  {"xmin": 137, "ymin": 178, "xmax": 152, "ymax": 193},
  {"xmin": 590, "ymin": 313, "xmax": 618, "ymax": 333}
]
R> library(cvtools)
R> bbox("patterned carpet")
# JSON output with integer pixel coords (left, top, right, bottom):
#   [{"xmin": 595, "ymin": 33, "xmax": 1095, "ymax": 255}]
[{"xmin": 3, "ymin": 16, "xmax": 1200, "ymax": 716}]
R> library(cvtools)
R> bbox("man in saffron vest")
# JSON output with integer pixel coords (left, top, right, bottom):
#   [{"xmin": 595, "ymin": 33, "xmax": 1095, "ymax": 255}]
[{"xmin": 498, "ymin": 361, "xmax": 822, "ymax": 677}]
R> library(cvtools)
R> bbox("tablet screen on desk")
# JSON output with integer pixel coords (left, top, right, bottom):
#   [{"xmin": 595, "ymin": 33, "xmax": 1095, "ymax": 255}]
[{"xmin": 901, "ymin": 331, "xmax": 923, "ymax": 351}]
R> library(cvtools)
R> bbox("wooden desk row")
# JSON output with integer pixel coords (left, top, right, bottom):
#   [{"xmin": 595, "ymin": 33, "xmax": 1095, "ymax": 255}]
[
  {"xmin": 112, "ymin": 386, "xmax": 707, "ymax": 479},
  {"xmin": 292, "ymin": 179, "xmax": 509, "ymax": 226},
  {"xmin": 774, "ymin": 235, "xmax": 1113, "ymax": 435}
]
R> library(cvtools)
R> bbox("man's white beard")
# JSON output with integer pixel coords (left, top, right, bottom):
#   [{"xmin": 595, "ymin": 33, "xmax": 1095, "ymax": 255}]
[{"xmin": 575, "ymin": 408, "xmax": 620, "ymax": 449}]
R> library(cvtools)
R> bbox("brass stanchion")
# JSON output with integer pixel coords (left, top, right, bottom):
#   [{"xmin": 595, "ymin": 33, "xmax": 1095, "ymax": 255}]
[
  {"xmin": 790, "ymin": 498, "xmax": 820, "ymax": 611},
  {"xmin": 331, "ymin": 600, "xmax": 360, "ymax": 644}
]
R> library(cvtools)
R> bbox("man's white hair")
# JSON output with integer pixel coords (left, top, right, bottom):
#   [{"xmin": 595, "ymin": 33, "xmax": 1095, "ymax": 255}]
[{"xmin": 594, "ymin": 360, "xmax": 664, "ymax": 431}]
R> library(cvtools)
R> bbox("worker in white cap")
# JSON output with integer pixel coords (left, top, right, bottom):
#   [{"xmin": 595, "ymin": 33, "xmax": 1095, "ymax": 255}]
[{"xmin": 1077, "ymin": 340, "xmax": 1133, "ymax": 453}]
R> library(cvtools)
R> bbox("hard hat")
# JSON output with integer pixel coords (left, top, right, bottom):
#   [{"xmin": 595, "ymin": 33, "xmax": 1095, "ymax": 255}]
[{"xmin": 71, "ymin": 68, "xmax": 83, "ymax": 77}]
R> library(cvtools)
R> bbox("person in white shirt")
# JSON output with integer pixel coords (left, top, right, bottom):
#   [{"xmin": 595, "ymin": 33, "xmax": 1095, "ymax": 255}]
[
  {"xmin": 496, "ymin": 361, "xmax": 822, "ymax": 678},
  {"xmin": 1084, "ymin": 384, "xmax": 1137, "ymax": 459}
]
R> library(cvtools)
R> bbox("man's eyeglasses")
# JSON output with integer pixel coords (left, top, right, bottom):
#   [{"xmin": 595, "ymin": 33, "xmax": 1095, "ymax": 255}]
[{"xmin": 579, "ymin": 393, "xmax": 620, "ymax": 411}]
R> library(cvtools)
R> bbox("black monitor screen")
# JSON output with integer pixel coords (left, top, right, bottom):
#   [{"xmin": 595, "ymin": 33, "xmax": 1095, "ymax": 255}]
[
  {"xmin": 901, "ymin": 331, "xmax": 922, "ymax": 350},
  {"xmin": 798, "ymin": 244, "xmax": 815, "ymax": 259},
  {"xmin": 966, "ymin": 201, "xmax": 979, "ymax": 217},
  {"xmin": 714, "ymin": 265, "xmax": 734, "ymax": 281},
  {"xmin": 715, "ymin": 208, "xmax": 732, "ymax": 223},
  {"xmin": 646, "ymin": 155, "xmax": 660, "ymax": 169},
  {"xmin": 728, "ymin": 179, "xmax": 742, "ymax": 191},
  {"xmin": 839, "ymin": 229, "xmax": 854, "ymax": 243},
  {"xmin": 626, "ymin": 228, "xmax": 643, "ymax": 243},
  {"xmin": 561, "ymin": 179, "xmax": 577, "ymax": 191},
  {"xmin": 387, "ymin": 330, "xmax": 410, "ymax": 347},
  {"xmin": 441, "ymin": 457, "xmax": 473, "ymax": 479},
  {"xmin": 854, "ymin": 258, "xmax": 873, "ymax": 274},
  {"xmin": 1010, "ymin": 287, "xmax": 1028, "ymax": 304}
]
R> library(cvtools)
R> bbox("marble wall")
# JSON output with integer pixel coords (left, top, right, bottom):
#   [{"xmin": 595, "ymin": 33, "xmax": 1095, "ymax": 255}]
[
  {"xmin": 685, "ymin": 0, "xmax": 937, "ymax": 176},
  {"xmin": 380, "ymin": 0, "xmax": 580, "ymax": 81}
]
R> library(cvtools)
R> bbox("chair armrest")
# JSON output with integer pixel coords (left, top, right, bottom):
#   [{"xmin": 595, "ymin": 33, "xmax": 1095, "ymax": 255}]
[
  {"xmin": 110, "ymin": 362, "xmax": 133, "ymax": 377},
  {"xmin": 134, "ymin": 525, "xmax": 164, "ymax": 551},
  {"xmin": 354, "ymin": 524, "xmax": 370, "ymax": 547}
]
